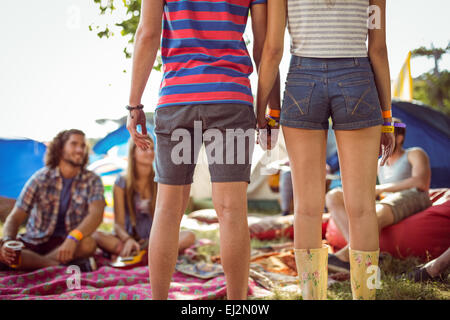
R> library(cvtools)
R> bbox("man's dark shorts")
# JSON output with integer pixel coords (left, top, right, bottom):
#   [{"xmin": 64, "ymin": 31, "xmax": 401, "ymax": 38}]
[{"xmin": 154, "ymin": 104, "xmax": 257, "ymax": 185}]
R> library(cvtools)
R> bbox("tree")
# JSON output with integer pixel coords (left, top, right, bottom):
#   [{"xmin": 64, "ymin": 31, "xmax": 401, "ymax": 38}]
[
  {"xmin": 90, "ymin": 0, "xmax": 162, "ymax": 71},
  {"xmin": 411, "ymin": 43, "xmax": 450, "ymax": 115}
]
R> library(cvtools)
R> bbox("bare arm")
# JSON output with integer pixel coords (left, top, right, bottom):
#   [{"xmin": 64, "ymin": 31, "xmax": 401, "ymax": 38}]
[
  {"xmin": 255, "ymin": 0, "xmax": 286, "ymax": 127},
  {"xmin": 74, "ymin": 200, "xmax": 105, "ymax": 238},
  {"xmin": 368, "ymin": 0, "xmax": 391, "ymax": 122},
  {"xmin": 128, "ymin": 0, "xmax": 165, "ymax": 106},
  {"xmin": 2, "ymin": 206, "xmax": 28, "ymax": 240},
  {"xmin": 127, "ymin": 0, "xmax": 165, "ymax": 150},
  {"xmin": 378, "ymin": 149, "xmax": 431, "ymax": 193},
  {"xmin": 113, "ymin": 184, "xmax": 133, "ymax": 241}
]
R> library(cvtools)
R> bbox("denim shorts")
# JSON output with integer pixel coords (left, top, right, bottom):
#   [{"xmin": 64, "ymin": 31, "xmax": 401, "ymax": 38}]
[
  {"xmin": 154, "ymin": 104, "xmax": 256, "ymax": 185},
  {"xmin": 280, "ymin": 56, "xmax": 384, "ymax": 130}
]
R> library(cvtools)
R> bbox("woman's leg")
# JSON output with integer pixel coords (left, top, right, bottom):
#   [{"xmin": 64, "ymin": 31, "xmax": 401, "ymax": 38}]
[
  {"xmin": 283, "ymin": 126, "xmax": 328, "ymax": 249},
  {"xmin": 283, "ymin": 126, "xmax": 329, "ymax": 300},
  {"xmin": 334, "ymin": 126, "xmax": 381, "ymax": 299},
  {"xmin": 334, "ymin": 126, "xmax": 380, "ymax": 252}
]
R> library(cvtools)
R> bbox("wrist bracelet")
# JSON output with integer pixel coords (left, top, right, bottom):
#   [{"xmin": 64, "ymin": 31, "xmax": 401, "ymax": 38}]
[
  {"xmin": 381, "ymin": 125, "xmax": 394, "ymax": 133},
  {"xmin": 265, "ymin": 115, "xmax": 280, "ymax": 127},
  {"xmin": 126, "ymin": 104, "xmax": 144, "ymax": 111},
  {"xmin": 69, "ymin": 230, "xmax": 83, "ymax": 242},
  {"xmin": 267, "ymin": 108, "xmax": 280, "ymax": 118},
  {"xmin": 383, "ymin": 122, "xmax": 407, "ymax": 128},
  {"xmin": 67, "ymin": 235, "xmax": 79, "ymax": 242},
  {"xmin": 382, "ymin": 110, "xmax": 392, "ymax": 118}
]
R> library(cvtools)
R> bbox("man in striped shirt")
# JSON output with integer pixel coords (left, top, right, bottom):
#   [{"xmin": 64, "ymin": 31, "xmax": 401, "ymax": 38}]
[{"xmin": 126, "ymin": 0, "xmax": 276, "ymax": 300}]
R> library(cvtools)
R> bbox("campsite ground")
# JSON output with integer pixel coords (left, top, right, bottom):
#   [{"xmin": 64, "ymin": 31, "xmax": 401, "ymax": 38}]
[{"xmin": 1, "ymin": 218, "xmax": 449, "ymax": 300}]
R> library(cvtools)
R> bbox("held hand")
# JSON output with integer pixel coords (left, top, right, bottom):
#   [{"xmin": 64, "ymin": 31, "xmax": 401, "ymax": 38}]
[
  {"xmin": 126, "ymin": 109, "xmax": 150, "ymax": 150},
  {"xmin": 57, "ymin": 238, "xmax": 78, "ymax": 264},
  {"xmin": 0, "ymin": 243, "xmax": 16, "ymax": 265},
  {"xmin": 120, "ymin": 238, "xmax": 140, "ymax": 257},
  {"xmin": 379, "ymin": 132, "xmax": 395, "ymax": 166}
]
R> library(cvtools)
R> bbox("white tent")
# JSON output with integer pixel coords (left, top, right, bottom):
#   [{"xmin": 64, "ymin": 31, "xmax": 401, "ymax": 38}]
[{"xmin": 190, "ymin": 131, "xmax": 288, "ymax": 200}]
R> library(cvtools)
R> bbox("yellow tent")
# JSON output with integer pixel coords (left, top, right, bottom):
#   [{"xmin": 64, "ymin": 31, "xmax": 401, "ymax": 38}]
[{"xmin": 392, "ymin": 51, "xmax": 413, "ymax": 101}]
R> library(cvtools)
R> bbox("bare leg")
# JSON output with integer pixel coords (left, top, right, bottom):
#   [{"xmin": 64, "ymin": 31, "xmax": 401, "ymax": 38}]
[
  {"xmin": 92, "ymin": 231, "xmax": 122, "ymax": 255},
  {"xmin": 178, "ymin": 230, "xmax": 196, "ymax": 253},
  {"xmin": 212, "ymin": 181, "xmax": 250, "ymax": 300},
  {"xmin": 424, "ymin": 247, "xmax": 450, "ymax": 277},
  {"xmin": 334, "ymin": 126, "xmax": 381, "ymax": 252},
  {"xmin": 283, "ymin": 126, "xmax": 328, "ymax": 249},
  {"xmin": 44, "ymin": 236, "xmax": 97, "ymax": 262},
  {"xmin": 16, "ymin": 249, "xmax": 59, "ymax": 270},
  {"xmin": 148, "ymin": 183, "xmax": 191, "ymax": 300}
]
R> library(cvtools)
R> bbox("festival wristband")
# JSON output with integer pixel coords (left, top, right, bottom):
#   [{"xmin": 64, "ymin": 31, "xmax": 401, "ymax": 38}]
[
  {"xmin": 382, "ymin": 110, "xmax": 392, "ymax": 119},
  {"xmin": 69, "ymin": 230, "xmax": 83, "ymax": 241},
  {"xmin": 67, "ymin": 235, "xmax": 79, "ymax": 242},
  {"xmin": 265, "ymin": 115, "xmax": 279, "ymax": 127},
  {"xmin": 383, "ymin": 122, "xmax": 407, "ymax": 128},
  {"xmin": 267, "ymin": 108, "xmax": 280, "ymax": 118},
  {"xmin": 381, "ymin": 125, "xmax": 394, "ymax": 133}
]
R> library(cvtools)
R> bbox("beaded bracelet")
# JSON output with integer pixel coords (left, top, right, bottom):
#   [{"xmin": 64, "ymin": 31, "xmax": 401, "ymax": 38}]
[{"xmin": 126, "ymin": 104, "xmax": 144, "ymax": 111}]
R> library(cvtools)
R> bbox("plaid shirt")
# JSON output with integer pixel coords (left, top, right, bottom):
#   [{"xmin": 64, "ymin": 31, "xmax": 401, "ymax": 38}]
[{"xmin": 16, "ymin": 166, "xmax": 105, "ymax": 245}]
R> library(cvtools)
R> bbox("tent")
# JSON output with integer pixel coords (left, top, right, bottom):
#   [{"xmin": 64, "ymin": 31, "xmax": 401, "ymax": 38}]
[
  {"xmin": 0, "ymin": 138, "xmax": 46, "ymax": 199},
  {"xmin": 392, "ymin": 100, "xmax": 450, "ymax": 188}
]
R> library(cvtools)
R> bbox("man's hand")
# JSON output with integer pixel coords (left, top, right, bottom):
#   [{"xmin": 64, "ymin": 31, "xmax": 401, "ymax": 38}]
[
  {"xmin": 379, "ymin": 132, "xmax": 395, "ymax": 166},
  {"xmin": 57, "ymin": 238, "xmax": 78, "ymax": 264},
  {"xmin": 0, "ymin": 242, "xmax": 16, "ymax": 266},
  {"xmin": 120, "ymin": 238, "xmax": 140, "ymax": 257},
  {"xmin": 126, "ymin": 109, "xmax": 151, "ymax": 150}
]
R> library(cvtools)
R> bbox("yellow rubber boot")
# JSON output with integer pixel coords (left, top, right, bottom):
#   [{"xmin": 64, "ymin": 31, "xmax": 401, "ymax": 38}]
[
  {"xmin": 294, "ymin": 245, "xmax": 328, "ymax": 300},
  {"xmin": 349, "ymin": 248, "xmax": 380, "ymax": 300}
]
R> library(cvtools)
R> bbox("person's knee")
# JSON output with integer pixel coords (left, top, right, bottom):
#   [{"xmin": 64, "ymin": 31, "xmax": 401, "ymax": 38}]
[
  {"xmin": 325, "ymin": 188, "xmax": 343, "ymax": 207},
  {"xmin": 77, "ymin": 236, "xmax": 97, "ymax": 257}
]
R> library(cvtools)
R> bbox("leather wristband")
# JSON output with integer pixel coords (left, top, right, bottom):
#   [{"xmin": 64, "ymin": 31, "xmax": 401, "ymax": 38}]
[{"xmin": 126, "ymin": 104, "xmax": 144, "ymax": 111}]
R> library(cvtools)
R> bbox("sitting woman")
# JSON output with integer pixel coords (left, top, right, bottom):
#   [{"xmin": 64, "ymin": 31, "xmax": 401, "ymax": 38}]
[{"xmin": 93, "ymin": 136, "xmax": 195, "ymax": 260}]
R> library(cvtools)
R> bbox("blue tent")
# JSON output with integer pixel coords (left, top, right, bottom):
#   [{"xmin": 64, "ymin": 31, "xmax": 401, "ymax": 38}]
[
  {"xmin": 392, "ymin": 100, "xmax": 450, "ymax": 188},
  {"xmin": 92, "ymin": 124, "xmax": 155, "ymax": 157},
  {"xmin": 0, "ymin": 138, "xmax": 46, "ymax": 199}
]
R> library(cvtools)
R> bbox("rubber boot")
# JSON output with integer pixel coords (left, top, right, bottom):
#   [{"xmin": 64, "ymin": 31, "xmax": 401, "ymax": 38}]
[
  {"xmin": 294, "ymin": 245, "xmax": 328, "ymax": 300},
  {"xmin": 349, "ymin": 248, "xmax": 380, "ymax": 300}
]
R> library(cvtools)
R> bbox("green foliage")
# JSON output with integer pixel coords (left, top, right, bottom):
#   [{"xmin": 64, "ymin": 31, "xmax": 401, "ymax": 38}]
[
  {"xmin": 90, "ymin": 0, "xmax": 162, "ymax": 70},
  {"xmin": 411, "ymin": 43, "xmax": 450, "ymax": 116},
  {"xmin": 413, "ymin": 71, "xmax": 450, "ymax": 116}
]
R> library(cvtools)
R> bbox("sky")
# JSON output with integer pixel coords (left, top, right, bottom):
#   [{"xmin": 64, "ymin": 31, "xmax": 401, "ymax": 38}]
[{"xmin": 0, "ymin": 0, "xmax": 449, "ymax": 142}]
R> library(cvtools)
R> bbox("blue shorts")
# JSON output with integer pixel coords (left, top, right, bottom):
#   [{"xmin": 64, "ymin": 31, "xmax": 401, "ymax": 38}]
[{"xmin": 280, "ymin": 56, "xmax": 384, "ymax": 130}]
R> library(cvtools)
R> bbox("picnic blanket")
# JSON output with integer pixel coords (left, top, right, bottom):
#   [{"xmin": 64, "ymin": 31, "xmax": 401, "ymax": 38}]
[{"xmin": 0, "ymin": 239, "xmax": 271, "ymax": 300}]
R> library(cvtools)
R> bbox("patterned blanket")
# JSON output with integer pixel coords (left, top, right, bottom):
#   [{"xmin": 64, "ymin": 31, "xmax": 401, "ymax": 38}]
[{"xmin": 0, "ymin": 264, "xmax": 270, "ymax": 300}]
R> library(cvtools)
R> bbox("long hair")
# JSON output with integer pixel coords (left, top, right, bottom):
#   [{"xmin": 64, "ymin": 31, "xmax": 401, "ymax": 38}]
[
  {"xmin": 393, "ymin": 117, "xmax": 406, "ymax": 148},
  {"xmin": 124, "ymin": 136, "xmax": 157, "ymax": 230},
  {"xmin": 45, "ymin": 129, "xmax": 89, "ymax": 169}
]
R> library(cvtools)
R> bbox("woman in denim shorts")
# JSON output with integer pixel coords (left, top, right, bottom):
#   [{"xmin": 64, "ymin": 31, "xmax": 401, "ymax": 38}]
[{"xmin": 256, "ymin": 0, "xmax": 395, "ymax": 299}]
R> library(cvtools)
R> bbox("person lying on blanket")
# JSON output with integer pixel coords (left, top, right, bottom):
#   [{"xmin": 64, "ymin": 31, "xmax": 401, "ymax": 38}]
[
  {"xmin": 92, "ymin": 136, "xmax": 195, "ymax": 260},
  {"xmin": 0, "ymin": 129, "xmax": 105, "ymax": 272},
  {"xmin": 325, "ymin": 118, "xmax": 432, "ymax": 272}
]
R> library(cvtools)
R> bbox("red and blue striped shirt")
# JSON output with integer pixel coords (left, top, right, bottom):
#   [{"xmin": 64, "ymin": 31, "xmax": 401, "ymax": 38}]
[{"xmin": 157, "ymin": 0, "xmax": 267, "ymax": 109}]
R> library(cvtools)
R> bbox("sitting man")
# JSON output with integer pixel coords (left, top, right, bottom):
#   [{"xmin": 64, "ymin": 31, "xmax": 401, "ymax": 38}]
[
  {"xmin": 325, "ymin": 118, "xmax": 432, "ymax": 272},
  {"xmin": 0, "ymin": 129, "xmax": 105, "ymax": 271}
]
